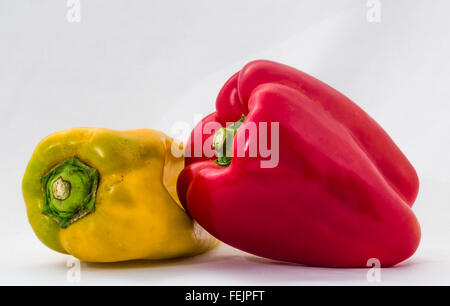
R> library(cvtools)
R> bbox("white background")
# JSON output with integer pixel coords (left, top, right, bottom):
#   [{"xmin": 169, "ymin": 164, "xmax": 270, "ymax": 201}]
[{"xmin": 1, "ymin": 0, "xmax": 449, "ymax": 285}]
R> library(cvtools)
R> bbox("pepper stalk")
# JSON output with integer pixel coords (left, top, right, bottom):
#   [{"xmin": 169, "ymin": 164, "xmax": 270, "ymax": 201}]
[
  {"xmin": 212, "ymin": 115, "xmax": 245, "ymax": 166},
  {"xmin": 40, "ymin": 156, "xmax": 99, "ymax": 228}
]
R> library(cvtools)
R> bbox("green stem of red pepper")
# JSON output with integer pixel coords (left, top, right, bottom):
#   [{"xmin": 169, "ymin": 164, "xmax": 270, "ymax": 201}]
[{"xmin": 212, "ymin": 114, "xmax": 245, "ymax": 166}]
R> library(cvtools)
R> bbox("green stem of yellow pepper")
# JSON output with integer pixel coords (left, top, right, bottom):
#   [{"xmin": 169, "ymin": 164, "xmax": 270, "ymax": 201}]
[{"xmin": 41, "ymin": 156, "xmax": 99, "ymax": 228}]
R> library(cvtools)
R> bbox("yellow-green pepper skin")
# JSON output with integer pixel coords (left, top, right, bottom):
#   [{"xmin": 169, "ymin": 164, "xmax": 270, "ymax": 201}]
[{"xmin": 22, "ymin": 127, "xmax": 217, "ymax": 262}]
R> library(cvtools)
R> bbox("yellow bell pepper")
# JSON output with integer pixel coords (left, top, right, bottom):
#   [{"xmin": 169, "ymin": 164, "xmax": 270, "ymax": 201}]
[{"xmin": 22, "ymin": 127, "xmax": 217, "ymax": 262}]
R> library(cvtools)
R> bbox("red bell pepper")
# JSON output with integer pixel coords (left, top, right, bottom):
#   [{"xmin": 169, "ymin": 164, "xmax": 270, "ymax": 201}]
[{"xmin": 177, "ymin": 60, "xmax": 420, "ymax": 267}]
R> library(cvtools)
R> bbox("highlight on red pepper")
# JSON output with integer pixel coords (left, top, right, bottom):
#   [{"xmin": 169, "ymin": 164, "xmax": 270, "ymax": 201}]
[{"xmin": 177, "ymin": 59, "xmax": 421, "ymax": 268}]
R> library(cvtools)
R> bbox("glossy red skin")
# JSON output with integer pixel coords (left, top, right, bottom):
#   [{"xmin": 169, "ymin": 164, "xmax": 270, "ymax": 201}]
[{"xmin": 177, "ymin": 60, "xmax": 420, "ymax": 268}]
